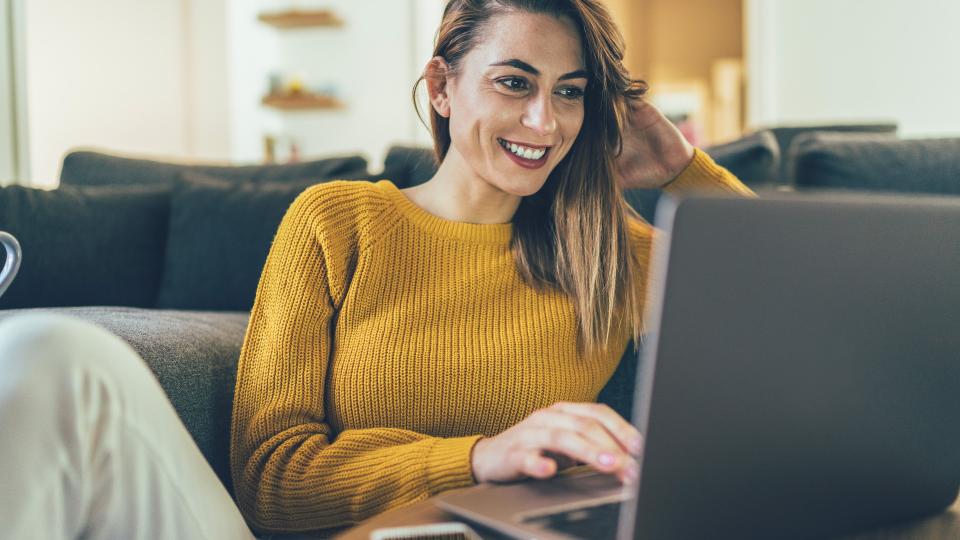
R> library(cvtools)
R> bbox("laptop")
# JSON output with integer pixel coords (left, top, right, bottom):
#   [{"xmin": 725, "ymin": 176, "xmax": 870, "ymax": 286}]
[{"xmin": 436, "ymin": 192, "xmax": 960, "ymax": 539}]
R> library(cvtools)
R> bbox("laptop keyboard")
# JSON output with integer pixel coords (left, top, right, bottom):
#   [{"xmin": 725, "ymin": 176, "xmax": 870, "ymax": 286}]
[{"xmin": 522, "ymin": 501, "xmax": 622, "ymax": 539}]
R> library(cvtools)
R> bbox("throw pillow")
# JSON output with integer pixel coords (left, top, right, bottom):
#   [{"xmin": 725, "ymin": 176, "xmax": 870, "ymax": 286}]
[
  {"xmin": 156, "ymin": 173, "xmax": 324, "ymax": 311},
  {"xmin": 0, "ymin": 184, "xmax": 170, "ymax": 309},
  {"xmin": 788, "ymin": 133, "xmax": 960, "ymax": 194},
  {"xmin": 382, "ymin": 145, "xmax": 438, "ymax": 188}
]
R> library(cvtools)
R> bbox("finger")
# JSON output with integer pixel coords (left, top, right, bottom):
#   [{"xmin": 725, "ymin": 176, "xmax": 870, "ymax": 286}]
[
  {"xmin": 550, "ymin": 402, "xmax": 643, "ymax": 456},
  {"xmin": 528, "ymin": 426, "xmax": 628, "ymax": 479},
  {"xmin": 520, "ymin": 451, "xmax": 558, "ymax": 480},
  {"xmin": 535, "ymin": 410, "xmax": 628, "ymax": 469}
]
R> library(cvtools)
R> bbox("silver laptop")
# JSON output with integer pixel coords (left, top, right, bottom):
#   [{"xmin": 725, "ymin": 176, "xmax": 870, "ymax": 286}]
[{"xmin": 436, "ymin": 192, "xmax": 960, "ymax": 539}]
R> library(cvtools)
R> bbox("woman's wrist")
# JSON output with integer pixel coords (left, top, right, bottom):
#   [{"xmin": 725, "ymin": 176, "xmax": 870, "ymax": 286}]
[{"xmin": 470, "ymin": 436, "xmax": 489, "ymax": 483}]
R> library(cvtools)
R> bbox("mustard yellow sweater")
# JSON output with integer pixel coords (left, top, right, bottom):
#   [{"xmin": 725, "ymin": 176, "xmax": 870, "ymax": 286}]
[{"xmin": 230, "ymin": 149, "xmax": 753, "ymax": 533}]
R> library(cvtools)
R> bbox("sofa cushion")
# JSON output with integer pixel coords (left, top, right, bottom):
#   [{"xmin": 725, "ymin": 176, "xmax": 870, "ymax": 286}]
[
  {"xmin": 156, "ymin": 173, "xmax": 320, "ymax": 311},
  {"xmin": 769, "ymin": 123, "xmax": 898, "ymax": 183},
  {"xmin": 788, "ymin": 133, "xmax": 960, "ymax": 194},
  {"xmin": 0, "ymin": 306, "xmax": 250, "ymax": 494},
  {"xmin": 60, "ymin": 150, "xmax": 369, "ymax": 188},
  {"xmin": 0, "ymin": 184, "xmax": 170, "ymax": 309},
  {"xmin": 705, "ymin": 130, "xmax": 780, "ymax": 186},
  {"xmin": 383, "ymin": 145, "xmax": 438, "ymax": 188}
]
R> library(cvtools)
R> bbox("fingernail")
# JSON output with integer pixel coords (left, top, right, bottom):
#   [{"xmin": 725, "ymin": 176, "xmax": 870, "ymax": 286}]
[
  {"xmin": 598, "ymin": 452, "xmax": 616, "ymax": 467},
  {"xmin": 630, "ymin": 437, "xmax": 643, "ymax": 454}
]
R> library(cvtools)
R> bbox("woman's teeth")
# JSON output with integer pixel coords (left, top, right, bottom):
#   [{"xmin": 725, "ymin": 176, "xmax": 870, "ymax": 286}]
[{"xmin": 499, "ymin": 138, "xmax": 546, "ymax": 160}]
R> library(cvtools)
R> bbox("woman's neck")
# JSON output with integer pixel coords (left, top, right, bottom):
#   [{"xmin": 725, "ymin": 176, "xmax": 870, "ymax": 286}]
[{"xmin": 401, "ymin": 147, "xmax": 521, "ymax": 225}]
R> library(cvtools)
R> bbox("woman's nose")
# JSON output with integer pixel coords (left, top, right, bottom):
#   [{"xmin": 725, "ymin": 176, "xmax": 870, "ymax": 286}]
[{"xmin": 521, "ymin": 93, "xmax": 557, "ymax": 137}]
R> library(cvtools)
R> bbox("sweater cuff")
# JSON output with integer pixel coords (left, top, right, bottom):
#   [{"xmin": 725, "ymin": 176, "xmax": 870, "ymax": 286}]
[
  {"xmin": 424, "ymin": 435, "xmax": 485, "ymax": 494},
  {"xmin": 663, "ymin": 148, "xmax": 755, "ymax": 197}
]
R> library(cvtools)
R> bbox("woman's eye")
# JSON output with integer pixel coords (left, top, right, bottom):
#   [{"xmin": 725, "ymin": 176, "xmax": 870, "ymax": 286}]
[
  {"xmin": 557, "ymin": 86, "xmax": 585, "ymax": 100},
  {"xmin": 498, "ymin": 77, "xmax": 529, "ymax": 92}
]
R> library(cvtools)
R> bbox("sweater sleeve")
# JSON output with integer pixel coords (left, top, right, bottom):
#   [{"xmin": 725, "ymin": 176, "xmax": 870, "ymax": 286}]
[
  {"xmin": 662, "ymin": 147, "xmax": 757, "ymax": 197},
  {"xmin": 230, "ymin": 187, "xmax": 483, "ymax": 534}
]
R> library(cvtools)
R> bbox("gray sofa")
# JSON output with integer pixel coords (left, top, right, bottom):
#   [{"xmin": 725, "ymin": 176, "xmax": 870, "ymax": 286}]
[{"xmin": 2, "ymin": 127, "xmax": 959, "ymax": 518}]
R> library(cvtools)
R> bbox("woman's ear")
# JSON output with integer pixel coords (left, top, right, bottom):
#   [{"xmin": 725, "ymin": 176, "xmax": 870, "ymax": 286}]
[{"xmin": 424, "ymin": 56, "xmax": 452, "ymax": 118}]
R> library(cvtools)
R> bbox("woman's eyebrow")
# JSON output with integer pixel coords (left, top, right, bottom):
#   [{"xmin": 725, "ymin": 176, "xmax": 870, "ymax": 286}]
[{"xmin": 489, "ymin": 59, "xmax": 589, "ymax": 81}]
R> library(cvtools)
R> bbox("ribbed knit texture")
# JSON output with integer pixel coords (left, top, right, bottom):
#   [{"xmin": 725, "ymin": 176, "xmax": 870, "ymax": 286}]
[{"xmin": 230, "ymin": 149, "xmax": 751, "ymax": 533}]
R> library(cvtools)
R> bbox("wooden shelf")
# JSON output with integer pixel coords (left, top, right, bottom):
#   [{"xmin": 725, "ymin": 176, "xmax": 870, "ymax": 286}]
[
  {"xmin": 257, "ymin": 9, "xmax": 344, "ymax": 29},
  {"xmin": 261, "ymin": 93, "xmax": 345, "ymax": 111}
]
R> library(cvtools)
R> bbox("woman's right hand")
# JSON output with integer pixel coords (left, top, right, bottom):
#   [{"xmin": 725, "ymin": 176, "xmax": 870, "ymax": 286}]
[{"xmin": 470, "ymin": 402, "xmax": 643, "ymax": 485}]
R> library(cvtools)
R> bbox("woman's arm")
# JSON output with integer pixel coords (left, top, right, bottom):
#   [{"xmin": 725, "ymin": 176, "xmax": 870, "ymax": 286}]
[
  {"xmin": 229, "ymin": 189, "xmax": 481, "ymax": 534},
  {"xmin": 615, "ymin": 99, "xmax": 755, "ymax": 197}
]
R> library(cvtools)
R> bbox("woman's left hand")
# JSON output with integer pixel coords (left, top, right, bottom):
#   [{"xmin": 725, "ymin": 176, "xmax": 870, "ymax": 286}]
[{"xmin": 614, "ymin": 99, "xmax": 696, "ymax": 190}]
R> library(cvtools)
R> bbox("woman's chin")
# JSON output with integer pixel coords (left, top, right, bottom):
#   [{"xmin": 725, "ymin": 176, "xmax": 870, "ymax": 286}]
[
  {"xmin": 497, "ymin": 178, "xmax": 548, "ymax": 198},
  {"xmin": 489, "ymin": 167, "xmax": 552, "ymax": 197}
]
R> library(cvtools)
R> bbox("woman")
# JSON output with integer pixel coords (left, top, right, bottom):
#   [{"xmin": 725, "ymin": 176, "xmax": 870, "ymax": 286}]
[
  {"xmin": 230, "ymin": 0, "xmax": 750, "ymax": 534},
  {"xmin": 0, "ymin": 0, "xmax": 750, "ymax": 537}
]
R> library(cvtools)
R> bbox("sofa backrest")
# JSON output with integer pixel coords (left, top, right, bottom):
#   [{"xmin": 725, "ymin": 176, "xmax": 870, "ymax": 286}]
[{"xmin": 60, "ymin": 150, "xmax": 369, "ymax": 187}]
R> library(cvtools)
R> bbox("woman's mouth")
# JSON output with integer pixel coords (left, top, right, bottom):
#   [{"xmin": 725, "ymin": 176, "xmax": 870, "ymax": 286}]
[{"xmin": 497, "ymin": 138, "xmax": 551, "ymax": 170}]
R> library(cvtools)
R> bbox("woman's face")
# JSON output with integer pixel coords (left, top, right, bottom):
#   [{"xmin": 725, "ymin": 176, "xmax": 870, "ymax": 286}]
[{"xmin": 438, "ymin": 11, "xmax": 588, "ymax": 197}]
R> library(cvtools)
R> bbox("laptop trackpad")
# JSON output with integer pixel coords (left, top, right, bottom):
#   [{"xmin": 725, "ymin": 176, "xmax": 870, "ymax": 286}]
[{"xmin": 436, "ymin": 471, "xmax": 630, "ymax": 538}]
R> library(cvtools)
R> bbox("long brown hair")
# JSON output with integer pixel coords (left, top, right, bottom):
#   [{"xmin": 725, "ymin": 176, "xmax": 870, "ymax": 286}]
[{"xmin": 414, "ymin": 0, "xmax": 648, "ymax": 357}]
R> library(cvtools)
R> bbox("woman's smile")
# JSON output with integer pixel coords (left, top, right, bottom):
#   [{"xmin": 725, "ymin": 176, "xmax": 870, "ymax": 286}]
[{"xmin": 497, "ymin": 137, "xmax": 552, "ymax": 169}]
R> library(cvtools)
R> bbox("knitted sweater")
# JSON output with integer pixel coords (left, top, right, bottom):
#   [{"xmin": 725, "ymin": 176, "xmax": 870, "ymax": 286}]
[{"xmin": 230, "ymin": 149, "xmax": 753, "ymax": 533}]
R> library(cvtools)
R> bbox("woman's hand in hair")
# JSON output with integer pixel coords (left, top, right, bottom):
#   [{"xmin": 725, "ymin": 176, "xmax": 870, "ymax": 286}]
[
  {"xmin": 614, "ymin": 99, "xmax": 696, "ymax": 190},
  {"xmin": 470, "ymin": 402, "xmax": 642, "ymax": 485}
]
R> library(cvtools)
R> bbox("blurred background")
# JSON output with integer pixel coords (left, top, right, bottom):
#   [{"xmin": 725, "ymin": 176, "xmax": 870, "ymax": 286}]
[{"xmin": 1, "ymin": 0, "xmax": 958, "ymax": 188}]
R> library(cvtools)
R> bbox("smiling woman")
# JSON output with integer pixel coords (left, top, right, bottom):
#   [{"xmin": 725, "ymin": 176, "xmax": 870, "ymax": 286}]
[
  {"xmin": 408, "ymin": 0, "xmax": 650, "ymax": 358},
  {"xmin": 229, "ymin": 0, "xmax": 750, "ymax": 534}
]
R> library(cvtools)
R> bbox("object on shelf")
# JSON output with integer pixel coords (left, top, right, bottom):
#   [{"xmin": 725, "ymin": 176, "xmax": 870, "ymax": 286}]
[
  {"xmin": 263, "ymin": 134, "xmax": 302, "ymax": 164},
  {"xmin": 257, "ymin": 9, "xmax": 344, "ymax": 29},
  {"xmin": 263, "ymin": 135, "xmax": 276, "ymax": 163},
  {"xmin": 261, "ymin": 91, "xmax": 345, "ymax": 110}
]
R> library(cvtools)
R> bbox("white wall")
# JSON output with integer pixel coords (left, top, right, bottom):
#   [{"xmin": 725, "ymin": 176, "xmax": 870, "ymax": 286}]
[
  {"xmin": 23, "ymin": 0, "xmax": 230, "ymax": 187},
  {"xmin": 746, "ymin": 0, "xmax": 960, "ymax": 138},
  {"xmin": 1, "ymin": 0, "xmax": 31, "ymax": 185}
]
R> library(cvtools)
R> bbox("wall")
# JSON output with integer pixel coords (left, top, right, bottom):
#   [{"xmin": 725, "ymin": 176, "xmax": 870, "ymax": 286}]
[
  {"xmin": 23, "ymin": 0, "xmax": 231, "ymax": 187},
  {"xmin": 641, "ymin": 0, "xmax": 742, "ymax": 84},
  {"xmin": 0, "ymin": 0, "xmax": 18, "ymax": 184},
  {"xmin": 746, "ymin": 0, "xmax": 960, "ymax": 137}
]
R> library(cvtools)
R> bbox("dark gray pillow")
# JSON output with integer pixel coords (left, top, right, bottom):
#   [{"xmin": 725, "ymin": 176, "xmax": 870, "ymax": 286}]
[
  {"xmin": 789, "ymin": 133, "xmax": 960, "ymax": 194},
  {"xmin": 60, "ymin": 150, "xmax": 369, "ymax": 187},
  {"xmin": 0, "ymin": 184, "xmax": 170, "ymax": 309},
  {"xmin": 156, "ymin": 173, "xmax": 322, "ymax": 311},
  {"xmin": 705, "ymin": 130, "xmax": 780, "ymax": 186},
  {"xmin": 769, "ymin": 123, "xmax": 898, "ymax": 182},
  {"xmin": 383, "ymin": 145, "xmax": 438, "ymax": 188}
]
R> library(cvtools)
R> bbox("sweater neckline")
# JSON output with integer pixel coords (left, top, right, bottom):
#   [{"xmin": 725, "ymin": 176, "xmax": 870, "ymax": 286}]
[{"xmin": 377, "ymin": 180, "xmax": 513, "ymax": 245}]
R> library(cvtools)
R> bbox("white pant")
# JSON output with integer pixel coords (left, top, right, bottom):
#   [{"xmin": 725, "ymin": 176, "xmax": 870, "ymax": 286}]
[{"xmin": 0, "ymin": 312, "xmax": 256, "ymax": 540}]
